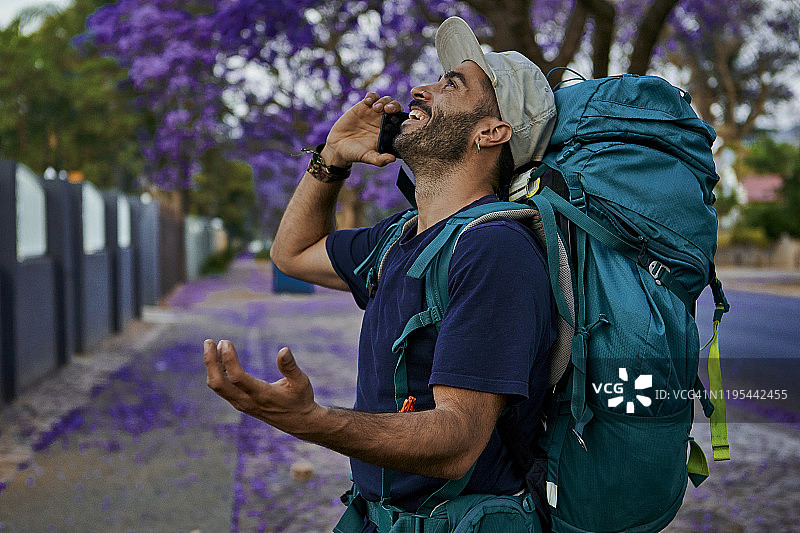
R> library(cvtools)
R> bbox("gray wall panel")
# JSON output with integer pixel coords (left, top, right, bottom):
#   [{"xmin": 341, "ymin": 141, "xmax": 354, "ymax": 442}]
[
  {"xmin": 81, "ymin": 251, "xmax": 112, "ymax": 351},
  {"xmin": 14, "ymin": 257, "xmax": 58, "ymax": 390}
]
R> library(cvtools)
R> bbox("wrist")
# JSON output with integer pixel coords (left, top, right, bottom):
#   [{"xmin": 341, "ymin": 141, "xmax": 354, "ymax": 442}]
[
  {"xmin": 319, "ymin": 144, "xmax": 349, "ymax": 168},
  {"xmin": 288, "ymin": 402, "xmax": 330, "ymax": 441},
  {"xmin": 303, "ymin": 143, "xmax": 351, "ymax": 183}
]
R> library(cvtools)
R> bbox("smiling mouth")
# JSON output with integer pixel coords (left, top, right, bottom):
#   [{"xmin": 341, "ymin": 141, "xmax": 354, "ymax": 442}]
[{"xmin": 408, "ymin": 109, "xmax": 427, "ymax": 121}]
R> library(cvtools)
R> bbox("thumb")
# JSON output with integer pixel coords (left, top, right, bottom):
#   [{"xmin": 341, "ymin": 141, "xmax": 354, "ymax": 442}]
[
  {"xmin": 363, "ymin": 151, "xmax": 396, "ymax": 167},
  {"xmin": 277, "ymin": 347, "xmax": 305, "ymax": 381}
]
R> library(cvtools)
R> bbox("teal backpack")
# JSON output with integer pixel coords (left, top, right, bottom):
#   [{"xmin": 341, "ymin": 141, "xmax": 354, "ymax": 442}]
[{"xmin": 346, "ymin": 74, "xmax": 731, "ymax": 533}]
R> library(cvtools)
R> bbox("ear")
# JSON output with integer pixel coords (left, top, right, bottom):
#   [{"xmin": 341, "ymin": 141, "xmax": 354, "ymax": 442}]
[{"xmin": 475, "ymin": 117, "xmax": 512, "ymax": 149}]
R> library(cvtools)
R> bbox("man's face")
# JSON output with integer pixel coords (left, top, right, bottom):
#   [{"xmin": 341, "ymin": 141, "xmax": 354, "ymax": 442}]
[{"xmin": 394, "ymin": 60, "xmax": 495, "ymax": 166}]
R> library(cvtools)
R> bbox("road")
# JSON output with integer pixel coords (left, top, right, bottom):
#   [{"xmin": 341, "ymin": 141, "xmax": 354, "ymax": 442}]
[
  {"xmin": 696, "ymin": 286, "xmax": 800, "ymax": 417},
  {"xmin": 665, "ymin": 279, "xmax": 800, "ymax": 533}
]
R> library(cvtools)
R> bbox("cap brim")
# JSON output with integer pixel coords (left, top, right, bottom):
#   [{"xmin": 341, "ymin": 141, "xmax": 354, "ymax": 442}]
[{"xmin": 435, "ymin": 17, "xmax": 496, "ymax": 86}]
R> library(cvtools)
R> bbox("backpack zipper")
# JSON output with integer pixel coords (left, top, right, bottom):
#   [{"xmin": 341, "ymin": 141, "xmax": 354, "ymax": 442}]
[{"xmin": 588, "ymin": 195, "xmax": 707, "ymax": 279}]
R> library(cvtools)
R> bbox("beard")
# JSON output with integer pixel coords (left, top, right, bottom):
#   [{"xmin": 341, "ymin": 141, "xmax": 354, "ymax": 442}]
[{"xmin": 393, "ymin": 106, "xmax": 487, "ymax": 178}]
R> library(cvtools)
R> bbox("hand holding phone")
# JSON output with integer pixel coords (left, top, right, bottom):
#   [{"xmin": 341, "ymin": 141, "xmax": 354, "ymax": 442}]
[{"xmin": 376, "ymin": 112, "xmax": 410, "ymax": 157}]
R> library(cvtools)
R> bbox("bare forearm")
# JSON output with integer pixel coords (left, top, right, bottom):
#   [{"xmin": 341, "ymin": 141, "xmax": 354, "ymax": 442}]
[
  {"xmin": 204, "ymin": 342, "xmax": 505, "ymax": 481},
  {"xmin": 270, "ymin": 171, "xmax": 343, "ymax": 273},
  {"xmin": 270, "ymin": 93, "xmax": 400, "ymax": 286},
  {"xmin": 293, "ymin": 405, "xmax": 485, "ymax": 480}
]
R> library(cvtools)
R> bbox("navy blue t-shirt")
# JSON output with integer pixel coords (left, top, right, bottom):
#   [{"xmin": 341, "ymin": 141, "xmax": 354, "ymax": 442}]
[{"xmin": 326, "ymin": 194, "xmax": 555, "ymax": 512}]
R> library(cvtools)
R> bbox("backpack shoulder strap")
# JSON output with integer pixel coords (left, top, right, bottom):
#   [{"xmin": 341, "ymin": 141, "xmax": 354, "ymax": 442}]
[
  {"xmin": 399, "ymin": 200, "xmax": 576, "ymax": 389},
  {"xmin": 354, "ymin": 208, "xmax": 418, "ymax": 298},
  {"xmin": 391, "ymin": 203, "xmax": 521, "ymax": 356}
]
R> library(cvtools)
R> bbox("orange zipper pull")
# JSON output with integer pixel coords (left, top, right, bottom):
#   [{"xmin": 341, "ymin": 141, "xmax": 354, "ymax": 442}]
[{"xmin": 399, "ymin": 396, "xmax": 416, "ymax": 413}]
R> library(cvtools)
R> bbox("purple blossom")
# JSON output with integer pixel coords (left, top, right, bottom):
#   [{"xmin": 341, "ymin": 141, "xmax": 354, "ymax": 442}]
[{"xmin": 79, "ymin": 0, "xmax": 797, "ymax": 233}]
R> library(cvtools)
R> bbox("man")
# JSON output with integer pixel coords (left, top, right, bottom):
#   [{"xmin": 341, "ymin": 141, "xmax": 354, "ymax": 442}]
[{"xmin": 203, "ymin": 16, "xmax": 557, "ymax": 532}]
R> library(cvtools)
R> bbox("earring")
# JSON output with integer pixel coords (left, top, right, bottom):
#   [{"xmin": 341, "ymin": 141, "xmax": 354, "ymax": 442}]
[{"xmin": 476, "ymin": 139, "xmax": 481, "ymax": 152}]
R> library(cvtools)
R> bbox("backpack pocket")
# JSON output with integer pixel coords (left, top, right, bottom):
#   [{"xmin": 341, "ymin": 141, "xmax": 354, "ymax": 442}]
[
  {"xmin": 425, "ymin": 493, "xmax": 542, "ymax": 533},
  {"xmin": 550, "ymin": 403, "xmax": 692, "ymax": 533}
]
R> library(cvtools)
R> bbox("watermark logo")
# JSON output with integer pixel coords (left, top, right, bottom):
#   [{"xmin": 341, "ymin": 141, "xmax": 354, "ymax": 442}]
[{"xmin": 592, "ymin": 368, "xmax": 653, "ymax": 413}]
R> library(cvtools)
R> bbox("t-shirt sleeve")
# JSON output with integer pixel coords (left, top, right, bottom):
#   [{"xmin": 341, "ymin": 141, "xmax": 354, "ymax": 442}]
[
  {"xmin": 430, "ymin": 220, "xmax": 553, "ymax": 401},
  {"xmin": 325, "ymin": 212, "xmax": 405, "ymax": 309}
]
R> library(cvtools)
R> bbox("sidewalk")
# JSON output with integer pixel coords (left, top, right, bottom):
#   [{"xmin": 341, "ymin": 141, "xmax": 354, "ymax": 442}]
[
  {"xmin": 0, "ymin": 259, "xmax": 361, "ymax": 532},
  {"xmin": 0, "ymin": 260, "xmax": 798, "ymax": 532},
  {"xmin": 715, "ymin": 266, "xmax": 800, "ymax": 298}
]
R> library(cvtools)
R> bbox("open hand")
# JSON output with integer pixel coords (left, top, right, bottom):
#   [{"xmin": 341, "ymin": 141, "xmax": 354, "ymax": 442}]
[
  {"xmin": 203, "ymin": 340, "xmax": 320, "ymax": 435},
  {"xmin": 322, "ymin": 92, "xmax": 403, "ymax": 168}
]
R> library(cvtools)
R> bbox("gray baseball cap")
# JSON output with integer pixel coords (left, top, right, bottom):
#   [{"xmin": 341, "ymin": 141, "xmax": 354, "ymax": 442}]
[{"xmin": 435, "ymin": 16, "xmax": 556, "ymax": 168}]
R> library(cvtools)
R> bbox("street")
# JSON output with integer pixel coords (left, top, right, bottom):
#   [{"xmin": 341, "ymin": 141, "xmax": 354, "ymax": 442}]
[
  {"xmin": 0, "ymin": 261, "xmax": 798, "ymax": 532},
  {"xmin": 696, "ymin": 281, "xmax": 800, "ymax": 416}
]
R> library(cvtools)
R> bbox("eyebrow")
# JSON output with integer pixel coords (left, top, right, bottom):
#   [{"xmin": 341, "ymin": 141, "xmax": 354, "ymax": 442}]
[{"xmin": 441, "ymin": 70, "xmax": 467, "ymax": 87}]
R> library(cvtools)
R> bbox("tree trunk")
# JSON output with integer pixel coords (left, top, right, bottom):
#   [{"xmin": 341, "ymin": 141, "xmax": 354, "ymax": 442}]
[
  {"xmin": 577, "ymin": 0, "xmax": 615, "ymax": 78},
  {"xmin": 627, "ymin": 0, "xmax": 679, "ymax": 75},
  {"xmin": 465, "ymin": 0, "xmax": 589, "ymax": 86},
  {"xmin": 337, "ymin": 186, "xmax": 365, "ymax": 229}
]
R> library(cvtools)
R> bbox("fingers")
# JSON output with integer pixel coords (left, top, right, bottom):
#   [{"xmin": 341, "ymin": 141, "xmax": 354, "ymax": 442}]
[
  {"xmin": 276, "ymin": 347, "xmax": 306, "ymax": 383},
  {"xmin": 362, "ymin": 92, "xmax": 402, "ymax": 114},
  {"xmin": 204, "ymin": 339, "xmax": 243, "ymax": 401},
  {"xmin": 203, "ymin": 339, "xmax": 226, "ymax": 387},
  {"xmin": 217, "ymin": 340, "xmax": 261, "ymax": 395}
]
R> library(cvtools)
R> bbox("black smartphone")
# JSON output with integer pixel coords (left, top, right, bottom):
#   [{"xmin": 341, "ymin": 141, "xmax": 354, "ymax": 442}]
[{"xmin": 376, "ymin": 112, "xmax": 409, "ymax": 157}]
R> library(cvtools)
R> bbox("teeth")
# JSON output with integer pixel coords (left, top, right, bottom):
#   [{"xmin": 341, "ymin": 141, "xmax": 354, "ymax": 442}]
[{"xmin": 409, "ymin": 110, "xmax": 426, "ymax": 120}]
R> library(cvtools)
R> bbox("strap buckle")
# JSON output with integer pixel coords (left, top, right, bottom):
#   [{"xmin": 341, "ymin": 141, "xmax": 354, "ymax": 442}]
[
  {"xmin": 426, "ymin": 305, "xmax": 442, "ymax": 325},
  {"xmin": 366, "ymin": 268, "xmax": 378, "ymax": 298},
  {"xmin": 648, "ymin": 260, "xmax": 671, "ymax": 286}
]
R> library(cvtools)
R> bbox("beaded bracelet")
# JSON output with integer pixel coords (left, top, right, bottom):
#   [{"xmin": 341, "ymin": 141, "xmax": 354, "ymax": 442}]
[{"xmin": 302, "ymin": 143, "xmax": 352, "ymax": 183}]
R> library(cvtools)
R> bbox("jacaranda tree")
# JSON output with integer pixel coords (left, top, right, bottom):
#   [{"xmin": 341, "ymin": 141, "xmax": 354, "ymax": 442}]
[
  {"xmin": 79, "ymin": 0, "xmax": 798, "ymax": 232},
  {"xmin": 661, "ymin": 0, "xmax": 799, "ymax": 154}
]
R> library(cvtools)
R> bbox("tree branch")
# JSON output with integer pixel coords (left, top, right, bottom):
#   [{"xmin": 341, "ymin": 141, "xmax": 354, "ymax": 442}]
[
  {"xmin": 737, "ymin": 80, "xmax": 769, "ymax": 139},
  {"xmin": 412, "ymin": 0, "xmax": 446, "ymax": 25},
  {"xmin": 577, "ymin": 0, "xmax": 615, "ymax": 78},
  {"xmin": 678, "ymin": 50, "xmax": 714, "ymax": 123},
  {"xmin": 546, "ymin": 3, "xmax": 590, "ymax": 83},
  {"xmin": 713, "ymin": 35, "xmax": 742, "ymax": 129},
  {"xmin": 464, "ymin": 0, "xmax": 544, "ymax": 63},
  {"xmin": 627, "ymin": 0, "xmax": 679, "ymax": 74}
]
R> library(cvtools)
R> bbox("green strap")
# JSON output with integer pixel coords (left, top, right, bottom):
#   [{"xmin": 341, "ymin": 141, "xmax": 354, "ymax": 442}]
[
  {"xmin": 406, "ymin": 223, "xmax": 461, "ymax": 280},
  {"xmin": 392, "ymin": 307, "xmax": 443, "ymax": 353},
  {"xmin": 539, "ymin": 188, "xmax": 694, "ymax": 312},
  {"xmin": 406, "ymin": 202, "xmax": 523, "ymax": 281},
  {"xmin": 693, "ymin": 375, "xmax": 715, "ymax": 418},
  {"xmin": 540, "ymin": 188, "xmax": 639, "ymax": 255},
  {"xmin": 425, "ymin": 235, "xmax": 454, "ymax": 320},
  {"xmin": 334, "ymin": 493, "xmax": 369, "ymax": 533},
  {"xmin": 416, "ymin": 462, "xmax": 478, "ymax": 516},
  {"xmin": 528, "ymin": 195, "xmax": 574, "ymax": 326},
  {"xmin": 545, "ymin": 396, "xmax": 573, "ymax": 509},
  {"xmin": 383, "ymin": 309, "xmax": 473, "ymax": 522},
  {"xmin": 377, "ymin": 470, "xmax": 404, "ymax": 533},
  {"xmin": 707, "ymin": 320, "xmax": 730, "ymax": 461},
  {"xmin": 569, "ymin": 228, "xmax": 601, "ymax": 441},
  {"xmin": 354, "ymin": 209, "xmax": 418, "ymax": 296},
  {"xmin": 354, "ymin": 212, "xmax": 407, "ymax": 277},
  {"xmin": 391, "ymin": 307, "xmax": 443, "ymax": 409},
  {"xmin": 687, "ymin": 438, "xmax": 710, "ymax": 488}
]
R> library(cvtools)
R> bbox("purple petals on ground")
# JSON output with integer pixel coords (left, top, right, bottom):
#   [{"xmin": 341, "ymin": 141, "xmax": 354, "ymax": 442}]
[{"xmin": 9, "ymin": 260, "xmax": 361, "ymax": 532}]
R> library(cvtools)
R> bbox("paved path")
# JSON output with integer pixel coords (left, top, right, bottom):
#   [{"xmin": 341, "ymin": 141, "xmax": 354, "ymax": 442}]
[
  {"xmin": 0, "ymin": 260, "xmax": 361, "ymax": 532},
  {"xmin": 0, "ymin": 260, "xmax": 798, "ymax": 532}
]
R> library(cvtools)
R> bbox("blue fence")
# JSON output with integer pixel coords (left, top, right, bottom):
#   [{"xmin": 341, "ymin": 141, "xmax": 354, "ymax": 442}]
[{"xmin": 0, "ymin": 161, "xmax": 226, "ymax": 403}]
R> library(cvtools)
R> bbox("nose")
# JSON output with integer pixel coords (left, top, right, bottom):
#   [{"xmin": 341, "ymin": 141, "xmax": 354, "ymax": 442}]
[{"xmin": 411, "ymin": 84, "xmax": 432, "ymax": 101}]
